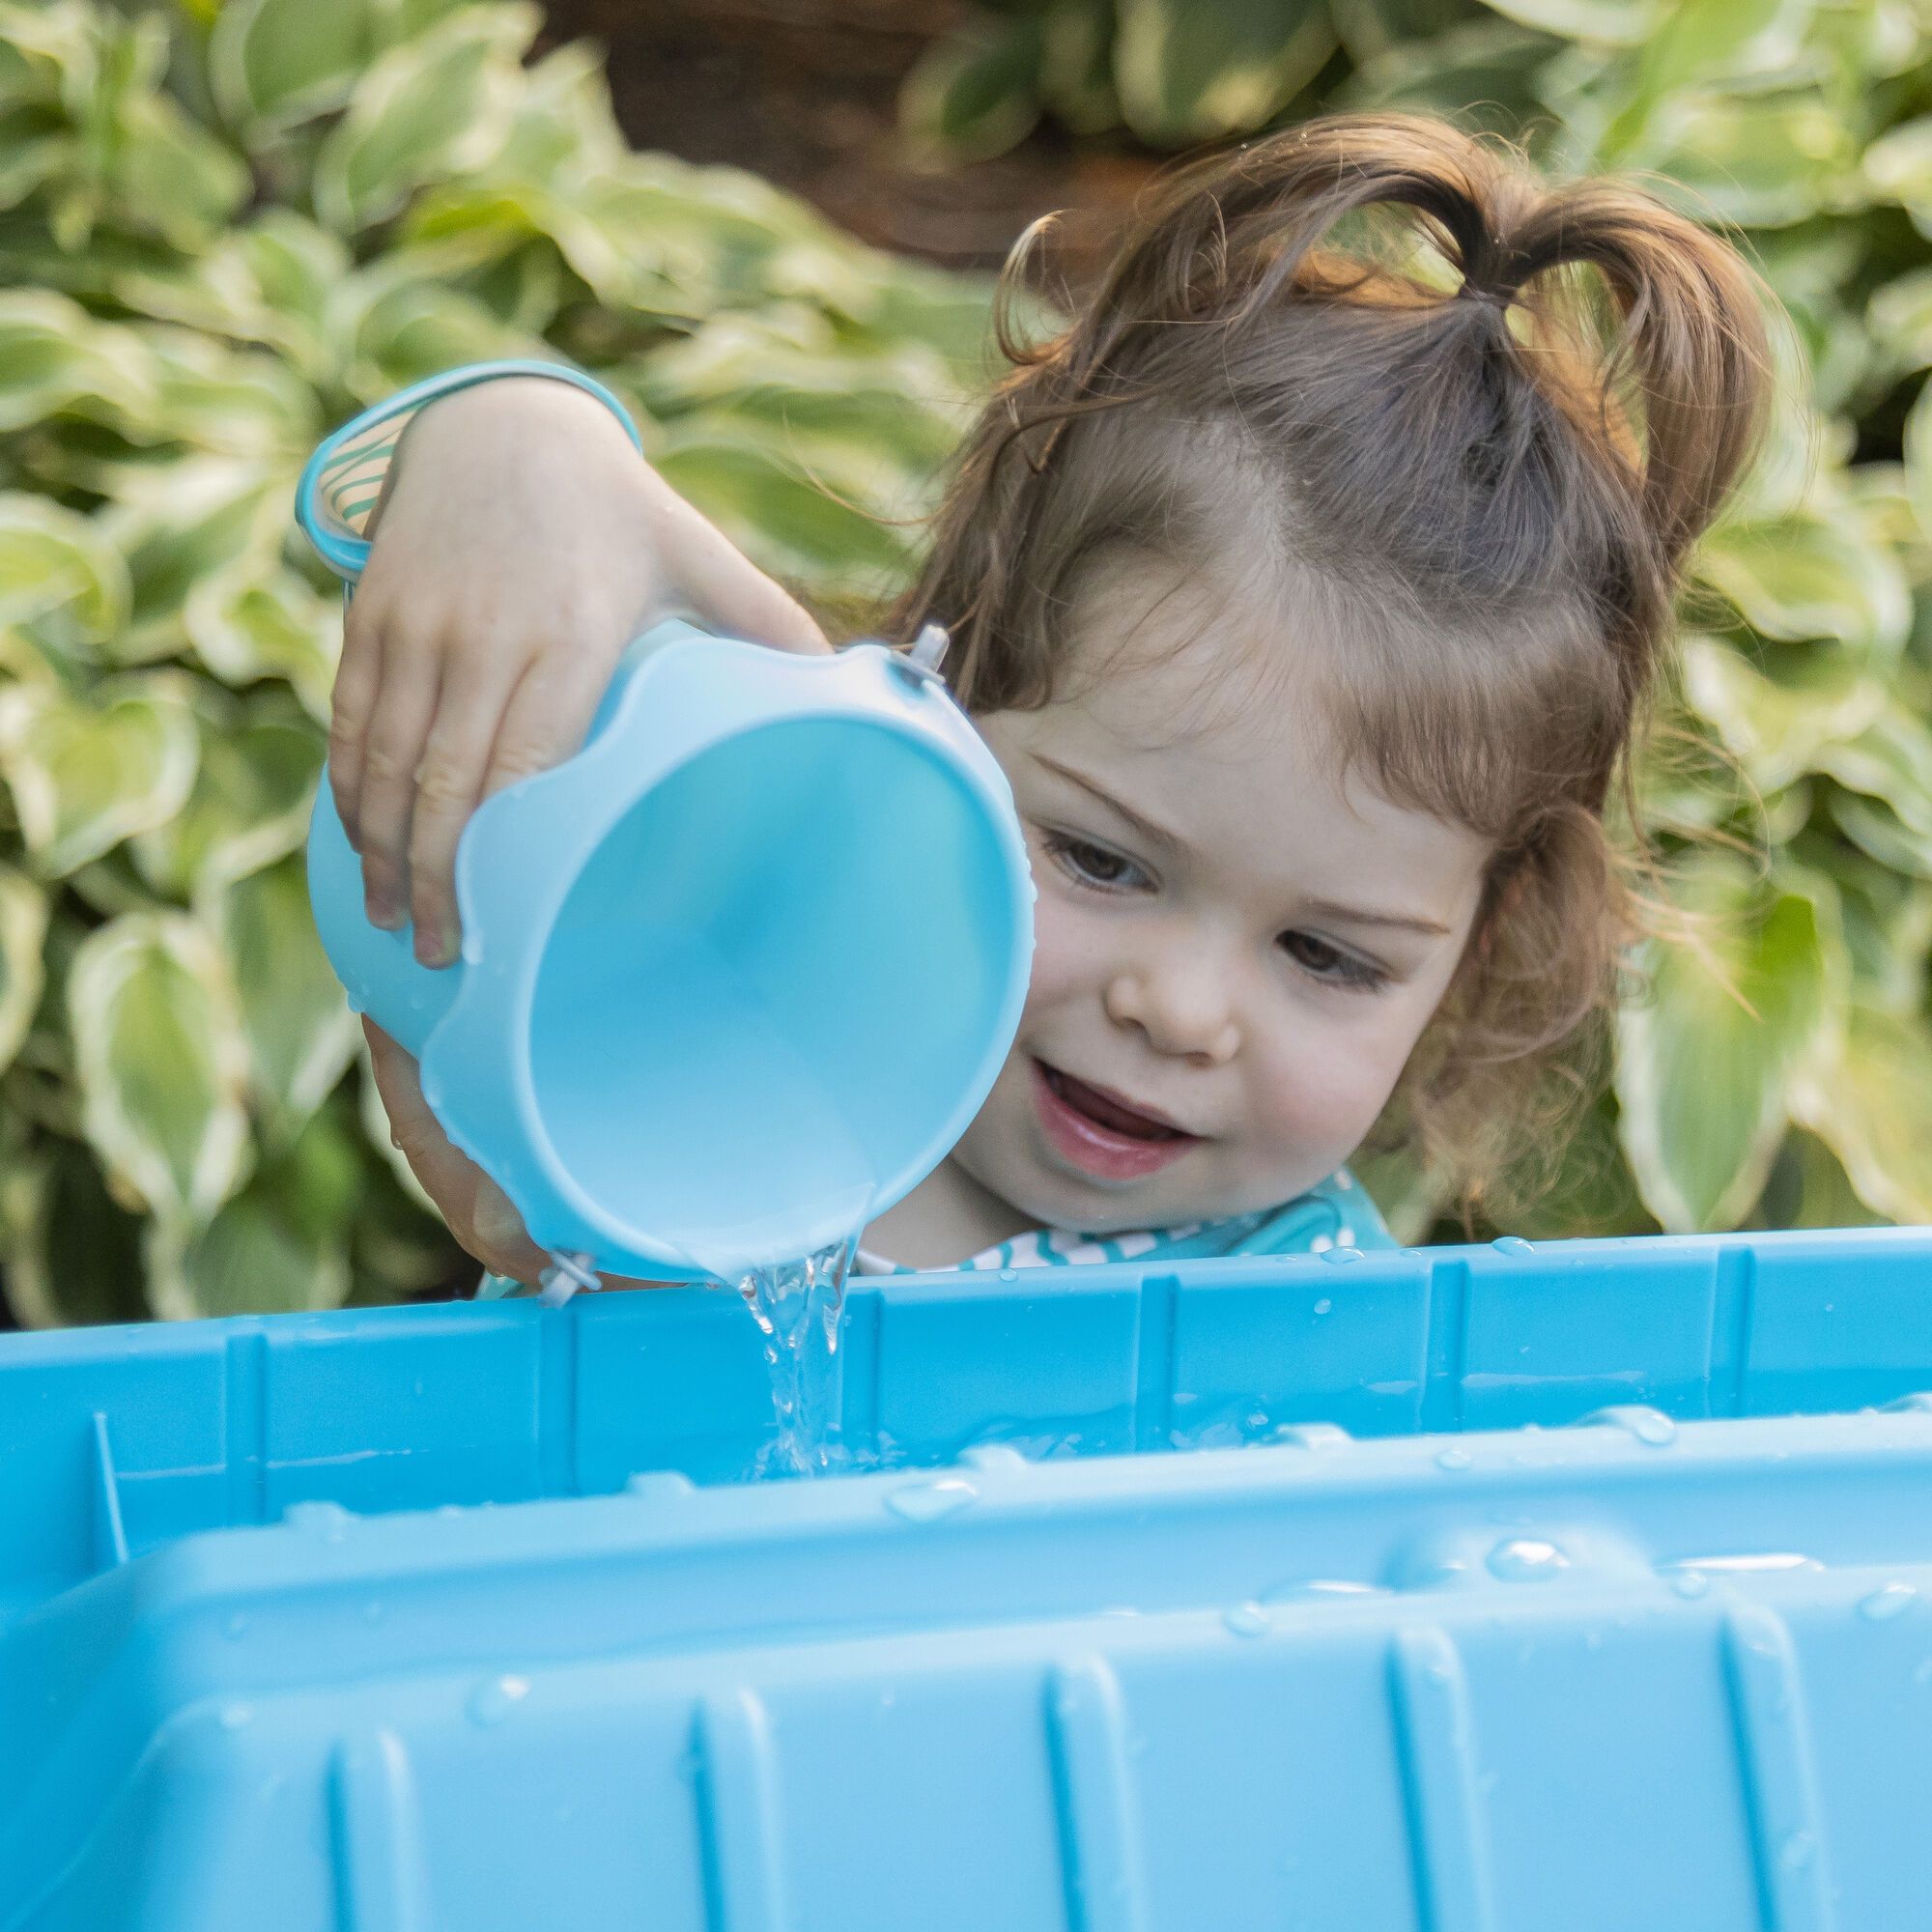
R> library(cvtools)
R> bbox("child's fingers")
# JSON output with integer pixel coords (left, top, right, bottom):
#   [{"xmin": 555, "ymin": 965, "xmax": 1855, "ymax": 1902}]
[
  {"xmin": 327, "ymin": 597, "xmax": 384, "ymax": 852},
  {"xmin": 648, "ymin": 486, "xmax": 830, "ymax": 656},
  {"xmin": 351, "ymin": 631, "xmax": 443, "ymax": 931},
  {"xmin": 404, "ymin": 646, "xmax": 529, "ymax": 968},
  {"xmin": 477, "ymin": 644, "xmax": 619, "ymax": 804}
]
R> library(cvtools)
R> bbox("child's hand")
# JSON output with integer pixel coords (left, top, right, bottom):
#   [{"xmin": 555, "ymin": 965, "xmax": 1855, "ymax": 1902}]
[
  {"xmin": 363, "ymin": 1016, "xmax": 552, "ymax": 1286},
  {"xmin": 330, "ymin": 376, "xmax": 829, "ymax": 967}
]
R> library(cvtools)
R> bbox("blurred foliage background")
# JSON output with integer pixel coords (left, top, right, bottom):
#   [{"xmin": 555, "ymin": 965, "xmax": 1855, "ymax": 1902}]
[{"xmin": 1, "ymin": 0, "xmax": 1930, "ymax": 1323}]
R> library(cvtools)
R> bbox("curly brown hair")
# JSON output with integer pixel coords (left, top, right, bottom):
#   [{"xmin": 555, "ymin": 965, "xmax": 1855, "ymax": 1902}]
[{"xmin": 884, "ymin": 110, "xmax": 1773, "ymax": 1218}]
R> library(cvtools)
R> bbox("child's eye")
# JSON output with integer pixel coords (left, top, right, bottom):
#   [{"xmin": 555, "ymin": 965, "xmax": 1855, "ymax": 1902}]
[
  {"xmin": 1044, "ymin": 832, "xmax": 1151, "ymax": 893},
  {"xmin": 1280, "ymin": 929, "xmax": 1388, "ymax": 991}
]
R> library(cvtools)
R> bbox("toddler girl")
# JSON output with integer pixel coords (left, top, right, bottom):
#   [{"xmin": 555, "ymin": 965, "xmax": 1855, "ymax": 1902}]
[{"xmin": 304, "ymin": 112, "xmax": 1770, "ymax": 1291}]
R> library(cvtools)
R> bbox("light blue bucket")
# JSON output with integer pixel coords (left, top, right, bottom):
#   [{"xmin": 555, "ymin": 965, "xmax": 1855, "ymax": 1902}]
[{"xmin": 306, "ymin": 619, "xmax": 1035, "ymax": 1284}]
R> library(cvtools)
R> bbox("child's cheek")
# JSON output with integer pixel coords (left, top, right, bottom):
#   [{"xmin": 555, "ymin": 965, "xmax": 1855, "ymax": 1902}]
[
  {"xmin": 1246, "ymin": 1009, "xmax": 1411, "ymax": 1170},
  {"xmin": 1015, "ymin": 878, "xmax": 1099, "ymax": 1019}
]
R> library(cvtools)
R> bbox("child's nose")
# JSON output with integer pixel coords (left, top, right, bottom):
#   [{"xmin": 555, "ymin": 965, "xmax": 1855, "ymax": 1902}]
[{"xmin": 1104, "ymin": 957, "xmax": 1240, "ymax": 1065}]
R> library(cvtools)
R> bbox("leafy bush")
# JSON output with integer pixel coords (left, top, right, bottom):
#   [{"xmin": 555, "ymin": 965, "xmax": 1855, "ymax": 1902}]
[
  {"xmin": 5, "ymin": 0, "xmax": 1930, "ymax": 1326},
  {"xmin": 908, "ymin": 0, "xmax": 1932, "ymax": 1244},
  {"xmin": 0, "ymin": 0, "xmax": 1002, "ymax": 1321}
]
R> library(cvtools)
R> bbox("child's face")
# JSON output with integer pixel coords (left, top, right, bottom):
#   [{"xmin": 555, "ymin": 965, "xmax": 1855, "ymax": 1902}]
[{"xmin": 949, "ymin": 561, "xmax": 1493, "ymax": 1236}]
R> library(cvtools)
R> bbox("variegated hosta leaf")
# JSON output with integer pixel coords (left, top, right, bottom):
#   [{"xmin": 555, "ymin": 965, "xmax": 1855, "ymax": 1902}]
[
  {"xmin": 1678, "ymin": 635, "xmax": 1886, "ymax": 794},
  {"xmin": 0, "ymin": 675, "xmax": 198, "ymax": 877},
  {"xmin": 138, "ymin": 327, "xmax": 323, "ymax": 463},
  {"xmin": 1792, "ymin": 1006, "xmax": 1932, "ymax": 1224},
  {"xmin": 0, "ymin": 491, "xmax": 130, "ymax": 644},
  {"xmin": 1114, "ymin": 0, "xmax": 1337, "ymax": 146},
  {"xmin": 218, "ymin": 851, "xmax": 360, "ymax": 1149},
  {"xmin": 184, "ymin": 566, "xmax": 340, "ymax": 723},
  {"xmin": 311, "ymin": 5, "xmax": 538, "ymax": 234},
  {"xmin": 1696, "ymin": 507, "xmax": 1914, "ymax": 658},
  {"xmin": 143, "ymin": 1103, "xmax": 361, "ymax": 1320},
  {"xmin": 0, "ymin": 1137, "xmax": 150, "ymax": 1329},
  {"xmin": 129, "ymin": 703, "xmax": 324, "ymax": 905},
  {"xmin": 0, "ymin": 289, "xmax": 156, "ymax": 434},
  {"xmin": 67, "ymin": 910, "xmax": 253, "ymax": 1226},
  {"xmin": 0, "ymin": 862, "xmax": 50, "ymax": 1076},
  {"xmin": 208, "ymin": 0, "xmax": 377, "ymax": 134},
  {"xmin": 1616, "ymin": 858, "xmax": 1839, "ymax": 1232},
  {"xmin": 97, "ymin": 455, "xmax": 295, "ymax": 662}
]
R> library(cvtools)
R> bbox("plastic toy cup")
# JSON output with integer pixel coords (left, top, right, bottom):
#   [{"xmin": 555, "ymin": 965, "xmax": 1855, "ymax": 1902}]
[{"xmin": 306, "ymin": 619, "xmax": 1034, "ymax": 1284}]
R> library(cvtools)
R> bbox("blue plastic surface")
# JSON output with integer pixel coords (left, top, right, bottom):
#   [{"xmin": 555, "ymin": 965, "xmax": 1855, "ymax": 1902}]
[
  {"xmin": 306, "ymin": 618, "xmax": 1036, "ymax": 1279},
  {"xmin": 5, "ymin": 1227, "xmax": 1932, "ymax": 1929}
]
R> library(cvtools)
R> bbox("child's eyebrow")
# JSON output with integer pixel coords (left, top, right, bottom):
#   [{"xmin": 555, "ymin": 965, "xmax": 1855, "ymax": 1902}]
[
  {"xmin": 1032, "ymin": 754, "xmax": 1181, "ymax": 851},
  {"xmin": 1298, "ymin": 897, "xmax": 1454, "ymax": 939}
]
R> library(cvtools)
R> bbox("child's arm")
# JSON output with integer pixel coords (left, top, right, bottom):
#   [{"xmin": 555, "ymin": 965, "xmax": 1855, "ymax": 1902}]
[{"xmin": 327, "ymin": 372, "xmax": 828, "ymax": 969}]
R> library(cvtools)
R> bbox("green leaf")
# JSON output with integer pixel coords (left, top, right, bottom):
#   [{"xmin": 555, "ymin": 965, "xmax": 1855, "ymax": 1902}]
[
  {"xmin": 143, "ymin": 1106, "xmax": 357, "ymax": 1320},
  {"xmin": 1678, "ymin": 635, "xmax": 1886, "ymax": 792},
  {"xmin": 1629, "ymin": 87, "xmax": 1858, "ymax": 227},
  {"xmin": 311, "ymin": 5, "xmax": 537, "ymax": 233},
  {"xmin": 1696, "ymin": 509, "xmax": 1912, "ymax": 655},
  {"xmin": 0, "ymin": 1137, "xmax": 149, "ymax": 1328},
  {"xmin": 1792, "ymin": 1006, "xmax": 1932, "ymax": 1223},
  {"xmin": 0, "ymin": 290, "xmax": 154, "ymax": 433},
  {"xmin": 899, "ymin": 18, "xmax": 1045, "ymax": 167},
  {"xmin": 0, "ymin": 861, "xmax": 49, "ymax": 1077},
  {"xmin": 208, "ymin": 0, "xmax": 376, "ymax": 132},
  {"xmin": 67, "ymin": 909, "xmax": 252, "ymax": 1226},
  {"xmin": 1902, "ymin": 367, "xmax": 1932, "ymax": 544},
  {"xmin": 1115, "ymin": 0, "xmax": 1338, "ymax": 144},
  {"xmin": 1475, "ymin": 0, "xmax": 1657, "ymax": 43},
  {"xmin": 1616, "ymin": 859, "xmax": 1837, "ymax": 1231},
  {"xmin": 184, "ymin": 565, "xmax": 340, "ymax": 722},
  {"xmin": 217, "ymin": 851, "xmax": 358, "ymax": 1149},
  {"xmin": 1815, "ymin": 705, "xmax": 1932, "ymax": 842},
  {"xmin": 129, "ymin": 704, "xmax": 323, "ymax": 905},
  {"xmin": 1865, "ymin": 268, "xmax": 1932, "ymax": 375},
  {"xmin": 99, "ymin": 456, "xmax": 292, "ymax": 659},
  {"xmin": 0, "ymin": 493, "xmax": 129, "ymax": 643},
  {"xmin": 1039, "ymin": 0, "xmax": 1120, "ymax": 135},
  {"xmin": 105, "ymin": 76, "xmax": 249, "ymax": 248},
  {"xmin": 0, "ymin": 676, "xmax": 198, "ymax": 877},
  {"xmin": 651, "ymin": 432, "xmax": 920, "ymax": 587},
  {"xmin": 1865, "ymin": 114, "xmax": 1932, "ymax": 232}
]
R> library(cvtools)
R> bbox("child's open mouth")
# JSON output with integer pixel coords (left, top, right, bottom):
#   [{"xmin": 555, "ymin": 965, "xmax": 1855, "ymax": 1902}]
[{"xmin": 1030, "ymin": 1059, "xmax": 1203, "ymax": 1181}]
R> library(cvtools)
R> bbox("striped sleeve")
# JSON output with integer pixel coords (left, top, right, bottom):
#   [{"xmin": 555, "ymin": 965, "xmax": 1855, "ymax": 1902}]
[{"xmin": 297, "ymin": 359, "xmax": 641, "ymax": 585}]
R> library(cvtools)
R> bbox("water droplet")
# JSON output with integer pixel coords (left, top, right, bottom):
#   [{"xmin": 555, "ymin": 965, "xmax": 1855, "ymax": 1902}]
[
  {"xmin": 1312, "ymin": 1297, "xmax": 1333, "ymax": 1316},
  {"xmin": 1669, "ymin": 1569, "xmax": 1711, "ymax": 1600},
  {"xmin": 362, "ymin": 1601, "xmax": 384, "ymax": 1626},
  {"xmin": 1320, "ymin": 1248, "xmax": 1363, "ymax": 1266},
  {"xmin": 1492, "ymin": 1236, "xmax": 1534, "ymax": 1257},
  {"xmin": 1276, "ymin": 1423, "xmax": 1350, "ymax": 1453},
  {"xmin": 217, "ymin": 1702, "xmax": 253, "ymax": 1730},
  {"xmin": 998, "ymin": 1268, "xmax": 1018, "ymax": 1282},
  {"xmin": 1487, "ymin": 1537, "xmax": 1570, "ymax": 1582},
  {"xmin": 1435, "ymin": 1446, "xmax": 1472, "ymax": 1472},
  {"xmin": 468, "ymin": 1675, "xmax": 530, "ymax": 1727},
  {"xmin": 1586, "ymin": 1405, "xmax": 1678, "ymax": 1447},
  {"xmin": 224, "ymin": 1613, "xmax": 248, "ymax": 1640},
  {"xmin": 1779, "ymin": 1830, "xmax": 1816, "ymax": 1872},
  {"xmin": 283, "ymin": 1500, "xmax": 351, "ymax": 1543},
  {"xmin": 885, "ymin": 1478, "xmax": 979, "ymax": 1523},
  {"xmin": 1264, "ymin": 1578, "xmax": 1379, "ymax": 1603},
  {"xmin": 1861, "ymin": 1581, "xmax": 1918, "ymax": 1622},
  {"xmin": 1913, "ymin": 1657, "xmax": 1932, "ymax": 1687},
  {"xmin": 1223, "ymin": 1601, "xmax": 1270, "ymax": 1637}
]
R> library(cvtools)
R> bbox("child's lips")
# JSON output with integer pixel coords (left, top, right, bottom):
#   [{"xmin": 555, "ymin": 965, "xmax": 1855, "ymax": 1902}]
[{"xmin": 1030, "ymin": 1059, "xmax": 1203, "ymax": 1181}]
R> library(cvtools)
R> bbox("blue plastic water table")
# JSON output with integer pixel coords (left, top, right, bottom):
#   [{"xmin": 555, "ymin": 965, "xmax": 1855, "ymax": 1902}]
[{"xmin": 3, "ymin": 1226, "xmax": 1931, "ymax": 1929}]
